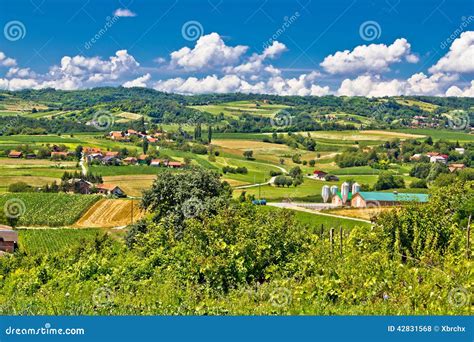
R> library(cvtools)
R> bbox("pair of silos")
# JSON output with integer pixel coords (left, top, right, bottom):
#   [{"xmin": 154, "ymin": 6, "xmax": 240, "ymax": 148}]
[{"xmin": 321, "ymin": 182, "xmax": 360, "ymax": 204}]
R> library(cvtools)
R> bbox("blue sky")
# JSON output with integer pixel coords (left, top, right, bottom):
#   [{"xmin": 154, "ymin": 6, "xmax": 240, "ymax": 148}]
[{"xmin": 0, "ymin": 0, "xmax": 473, "ymax": 96}]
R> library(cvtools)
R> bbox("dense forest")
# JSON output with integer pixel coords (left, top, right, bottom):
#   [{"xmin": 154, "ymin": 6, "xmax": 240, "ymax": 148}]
[{"xmin": 1, "ymin": 88, "xmax": 473, "ymax": 135}]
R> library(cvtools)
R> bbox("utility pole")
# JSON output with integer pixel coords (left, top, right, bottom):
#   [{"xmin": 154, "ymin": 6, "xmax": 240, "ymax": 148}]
[
  {"xmin": 131, "ymin": 198, "xmax": 134, "ymax": 225},
  {"xmin": 467, "ymin": 214, "xmax": 471, "ymax": 260}
]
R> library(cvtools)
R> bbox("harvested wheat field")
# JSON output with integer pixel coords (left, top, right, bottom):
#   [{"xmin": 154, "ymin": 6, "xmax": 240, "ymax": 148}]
[
  {"xmin": 74, "ymin": 198, "xmax": 144, "ymax": 228},
  {"xmin": 326, "ymin": 207, "xmax": 394, "ymax": 220}
]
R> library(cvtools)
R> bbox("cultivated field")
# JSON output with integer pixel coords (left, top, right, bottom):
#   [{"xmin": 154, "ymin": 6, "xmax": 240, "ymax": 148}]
[
  {"xmin": 18, "ymin": 228, "xmax": 103, "ymax": 254},
  {"xmin": 74, "ymin": 198, "xmax": 144, "ymax": 228},
  {"xmin": 0, "ymin": 193, "xmax": 100, "ymax": 227}
]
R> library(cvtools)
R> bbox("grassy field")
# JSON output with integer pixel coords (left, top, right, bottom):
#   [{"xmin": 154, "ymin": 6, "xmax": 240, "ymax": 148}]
[
  {"xmin": 0, "ymin": 193, "xmax": 100, "ymax": 227},
  {"xmin": 190, "ymin": 100, "xmax": 290, "ymax": 119},
  {"xmin": 18, "ymin": 228, "xmax": 103, "ymax": 254},
  {"xmin": 393, "ymin": 128, "xmax": 474, "ymax": 142}
]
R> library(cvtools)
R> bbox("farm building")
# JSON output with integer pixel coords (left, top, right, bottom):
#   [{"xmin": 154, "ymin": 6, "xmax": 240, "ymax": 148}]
[
  {"xmin": 8, "ymin": 151, "xmax": 22, "ymax": 158},
  {"xmin": 0, "ymin": 225, "xmax": 18, "ymax": 253},
  {"xmin": 351, "ymin": 192, "xmax": 429, "ymax": 208},
  {"xmin": 95, "ymin": 184, "xmax": 126, "ymax": 197},
  {"xmin": 313, "ymin": 170, "xmax": 327, "ymax": 180},
  {"xmin": 332, "ymin": 192, "xmax": 353, "ymax": 206},
  {"xmin": 455, "ymin": 148, "xmax": 465, "ymax": 155}
]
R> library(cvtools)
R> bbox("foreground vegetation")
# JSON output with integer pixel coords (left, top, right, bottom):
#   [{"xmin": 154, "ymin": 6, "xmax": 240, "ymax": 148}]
[{"xmin": 0, "ymin": 169, "xmax": 471, "ymax": 315}]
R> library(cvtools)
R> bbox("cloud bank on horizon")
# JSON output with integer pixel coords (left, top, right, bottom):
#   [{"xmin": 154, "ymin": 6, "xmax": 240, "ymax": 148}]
[{"xmin": 1, "ymin": 29, "xmax": 473, "ymax": 97}]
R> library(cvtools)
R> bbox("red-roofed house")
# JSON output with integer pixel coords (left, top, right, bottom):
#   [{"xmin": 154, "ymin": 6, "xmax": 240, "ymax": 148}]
[
  {"xmin": 313, "ymin": 170, "xmax": 327, "ymax": 180},
  {"xmin": 105, "ymin": 151, "xmax": 119, "ymax": 157},
  {"xmin": 8, "ymin": 151, "xmax": 22, "ymax": 158},
  {"xmin": 123, "ymin": 157, "xmax": 138, "ymax": 165},
  {"xmin": 95, "ymin": 184, "xmax": 126, "ymax": 197},
  {"xmin": 168, "ymin": 161, "xmax": 183, "ymax": 168},
  {"xmin": 448, "ymin": 163, "xmax": 466, "ymax": 173},
  {"xmin": 51, "ymin": 151, "xmax": 69, "ymax": 159}
]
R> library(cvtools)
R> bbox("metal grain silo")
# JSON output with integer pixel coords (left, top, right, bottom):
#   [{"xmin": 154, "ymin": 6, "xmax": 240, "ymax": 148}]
[
  {"xmin": 352, "ymin": 182, "xmax": 360, "ymax": 195},
  {"xmin": 341, "ymin": 182, "xmax": 350, "ymax": 204},
  {"xmin": 330, "ymin": 185, "xmax": 338, "ymax": 196},
  {"xmin": 322, "ymin": 185, "xmax": 330, "ymax": 203}
]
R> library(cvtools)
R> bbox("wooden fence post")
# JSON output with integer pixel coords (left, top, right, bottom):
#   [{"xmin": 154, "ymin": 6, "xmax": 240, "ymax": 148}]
[
  {"xmin": 329, "ymin": 228, "xmax": 334, "ymax": 254},
  {"xmin": 467, "ymin": 214, "xmax": 471, "ymax": 260},
  {"xmin": 339, "ymin": 227, "xmax": 343, "ymax": 256},
  {"xmin": 320, "ymin": 224, "xmax": 324, "ymax": 238}
]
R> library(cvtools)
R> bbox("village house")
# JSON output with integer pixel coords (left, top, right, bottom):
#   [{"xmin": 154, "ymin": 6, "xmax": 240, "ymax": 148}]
[
  {"xmin": 87, "ymin": 153, "xmax": 104, "ymax": 163},
  {"xmin": 25, "ymin": 153, "xmax": 36, "ymax": 159},
  {"xmin": 168, "ymin": 161, "xmax": 183, "ymax": 168},
  {"xmin": 126, "ymin": 129, "xmax": 138, "ymax": 136},
  {"xmin": 454, "ymin": 147, "xmax": 465, "ymax": 155},
  {"xmin": 51, "ymin": 151, "xmax": 69, "ymax": 159},
  {"xmin": 138, "ymin": 154, "xmax": 148, "ymax": 165},
  {"xmin": 150, "ymin": 159, "xmax": 164, "ymax": 167},
  {"xmin": 105, "ymin": 151, "xmax": 120, "ymax": 157},
  {"xmin": 8, "ymin": 150, "xmax": 22, "ymax": 158},
  {"xmin": 109, "ymin": 131, "xmax": 124, "ymax": 140},
  {"xmin": 95, "ymin": 184, "xmax": 126, "ymax": 197},
  {"xmin": 102, "ymin": 156, "xmax": 121, "ymax": 166},
  {"xmin": 147, "ymin": 136, "xmax": 158, "ymax": 143},
  {"xmin": 409, "ymin": 153, "xmax": 423, "ymax": 161},
  {"xmin": 84, "ymin": 147, "xmax": 102, "ymax": 154},
  {"xmin": 123, "ymin": 157, "xmax": 138, "ymax": 165},
  {"xmin": 66, "ymin": 179, "xmax": 93, "ymax": 194},
  {"xmin": 448, "ymin": 163, "xmax": 466, "ymax": 173},
  {"xmin": 430, "ymin": 154, "xmax": 448, "ymax": 164},
  {"xmin": 0, "ymin": 225, "xmax": 18, "ymax": 254},
  {"xmin": 313, "ymin": 170, "xmax": 328, "ymax": 180}
]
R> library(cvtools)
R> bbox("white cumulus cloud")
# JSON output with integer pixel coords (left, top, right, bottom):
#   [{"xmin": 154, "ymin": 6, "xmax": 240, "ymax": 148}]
[
  {"xmin": 321, "ymin": 38, "xmax": 418, "ymax": 74},
  {"xmin": 429, "ymin": 31, "xmax": 474, "ymax": 74},
  {"xmin": 114, "ymin": 8, "xmax": 137, "ymax": 17},
  {"xmin": 170, "ymin": 33, "xmax": 248, "ymax": 71},
  {"xmin": 123, "ymin": 73, "xmax": 151, "ymax": 88}
]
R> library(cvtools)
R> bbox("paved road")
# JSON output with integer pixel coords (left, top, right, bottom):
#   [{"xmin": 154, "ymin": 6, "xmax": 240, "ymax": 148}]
[{"xmin": 79, "ymin": 152, "xmax": 87, "ymax": 176}]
